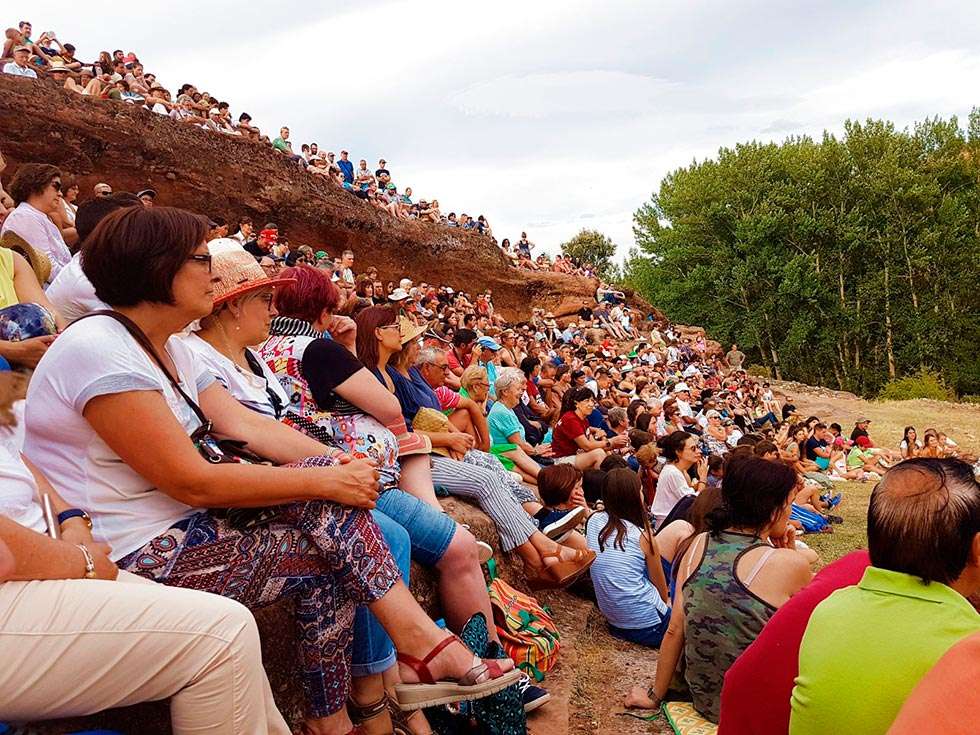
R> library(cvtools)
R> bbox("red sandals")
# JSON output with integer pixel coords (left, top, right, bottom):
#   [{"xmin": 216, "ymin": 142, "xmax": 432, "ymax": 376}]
[{"xmin": 393, "ymin": 633, "xmax": 522, "ymax": 711}]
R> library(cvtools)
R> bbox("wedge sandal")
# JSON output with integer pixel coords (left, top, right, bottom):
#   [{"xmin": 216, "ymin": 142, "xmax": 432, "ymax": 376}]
[{"xmin": 394, "ymin": 634, "xmax": 522, "ymax": 711}]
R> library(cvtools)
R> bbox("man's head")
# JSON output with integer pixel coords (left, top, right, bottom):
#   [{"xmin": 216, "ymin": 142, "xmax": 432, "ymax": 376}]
[
  {"xmin": 359, "ymin": 159, "xmax": 368, "ymax": 170},
  {"xmin": 113, "ymin": 49, "xmax": 124, "ymax": 62},
  {"xmin": 94, "ymin": 182, "xmax": 113, "ymax": 198},
  {"xmin": 453, "ymin": 328, "xmax": 477, "ymax": 354},
  {"xmin": 868, "ymin": 458, "xmax": 980, "ymax": 588},
  {"xmin": 416, "ymin": 346, "xmax": 451, "ymax": 388},
  {"xmin": 378, "ymin": 159, "xmax": 386, "ymax": 167},
  {"xmin": 18, "ymin": 21, "xmax": 31, "ymax": 36},
  {"xmin": 342, "ymin": 249, "xmax": 354, "ymax": 268},
  {"xmin": 340, "ymin": 150, "xmax": 349, "ymax": 160},
  {"xmin": 520, "ymin": 355, "xmax": 540, "ymax": 378},
  {"xmin": 12, "ymin": 45, "xmax": 30, "ymax": 65}
]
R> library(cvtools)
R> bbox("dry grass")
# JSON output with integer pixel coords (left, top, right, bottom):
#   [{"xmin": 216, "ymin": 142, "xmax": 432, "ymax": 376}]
[
  {"xmin": 782, "ymin": 391, "xmax": 980, "ymax": 563},
  {"xmin": 557, "ymin": 392, "xmax": 980, "ymax": 734}
]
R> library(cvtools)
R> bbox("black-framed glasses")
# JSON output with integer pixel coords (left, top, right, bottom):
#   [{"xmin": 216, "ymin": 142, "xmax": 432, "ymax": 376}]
[
  {"xmin": 187, "ymin": 253, "xmax": 212, "ymax": 272},
  {"xmin": 50, "ymin": 180, "xmax": 63, "ymax": 192}
]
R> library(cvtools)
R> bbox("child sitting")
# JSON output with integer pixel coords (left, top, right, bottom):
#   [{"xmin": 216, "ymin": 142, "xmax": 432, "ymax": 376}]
[{"xmin": 585, "ymin": 469, "xmax": 671, "ymax": 647}]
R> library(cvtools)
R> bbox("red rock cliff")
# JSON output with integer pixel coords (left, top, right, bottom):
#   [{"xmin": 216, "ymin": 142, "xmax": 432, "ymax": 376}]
[{"xmin": 0, "ymin": 75, "xmax": 661, "ymax": 322}]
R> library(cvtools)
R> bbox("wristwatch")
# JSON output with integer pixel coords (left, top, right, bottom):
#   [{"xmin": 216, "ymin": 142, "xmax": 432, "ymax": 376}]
[
  {"xmin": 58, "ymin": 508, "xmax": 93, "ymax": 530},
  {"xmin": 76, "ymin": 544, "xmax": 97, "ymax": 579}
]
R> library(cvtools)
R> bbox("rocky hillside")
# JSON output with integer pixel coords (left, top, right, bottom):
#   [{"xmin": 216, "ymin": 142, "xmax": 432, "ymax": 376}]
[{"xmin": 0, "ymin": 75, "xmax": 661, "ymax": 323}]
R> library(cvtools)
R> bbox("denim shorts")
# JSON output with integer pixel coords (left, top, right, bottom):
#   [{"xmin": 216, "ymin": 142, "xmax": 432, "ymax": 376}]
[
  {"xmin": 608, "ymin": 611, "xmax": 671, "ymax": 648},
  {"xmin": 375, "ymin": 488, "xmax": 456, "ymax": 567}
]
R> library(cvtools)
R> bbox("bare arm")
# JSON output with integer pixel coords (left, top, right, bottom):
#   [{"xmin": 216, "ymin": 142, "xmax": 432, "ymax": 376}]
[
  {"xmin": 84, "ymin": 389, "xmax": 379, "ymax": 509},
  {"xmin": 640, "ymin": 531, "xmax": 670, "ymax": 604},
  {"xmin": 0, "ymin": 515, "xmax": 117, "ymax": 581},
  {"xmin": 458, "ymin": 394, "xmax": 490, "ymax": 451},
  {"xmin": 12, "ymin": 251, "xmax": 66, "ymax": 331},
  {"xmin": 200, "ymin": 382, "xmax": 340, "ymax": 463},
  {"xmin": 333, "ymin": 367, "xmax": 405, "ymax": 427}
]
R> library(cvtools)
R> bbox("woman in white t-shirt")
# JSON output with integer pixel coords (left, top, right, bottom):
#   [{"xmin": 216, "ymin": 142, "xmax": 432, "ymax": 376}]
[
  {"xmin": 652, "ymin": 430, "xmax": 707, "ymax": 529},
  {"xmin": 0, "ymin": 372, "xmax": 289, "ymax": 733},
  {"xmin": 23, "ymin": 206, "xmax": 519, "ymax": 734}
]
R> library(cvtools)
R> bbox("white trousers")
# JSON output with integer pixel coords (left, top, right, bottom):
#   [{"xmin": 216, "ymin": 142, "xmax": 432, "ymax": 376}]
[{"xmin": 0, "ymin": 571, "xmax": 290, "ymax": 735}]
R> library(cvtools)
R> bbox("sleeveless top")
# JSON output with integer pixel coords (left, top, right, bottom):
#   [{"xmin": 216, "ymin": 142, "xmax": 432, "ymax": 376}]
[{"xmin": 682, "ymin": 531, "xmax": 777, "ymax": 723}]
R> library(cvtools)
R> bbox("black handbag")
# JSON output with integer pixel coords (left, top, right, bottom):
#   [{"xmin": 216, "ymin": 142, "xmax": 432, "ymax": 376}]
[{"xmin": 73, "ymin": 310, "xmax": 279, "ymax": 529}]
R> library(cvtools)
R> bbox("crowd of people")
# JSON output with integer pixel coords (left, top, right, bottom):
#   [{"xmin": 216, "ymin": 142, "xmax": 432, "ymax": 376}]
[
  {"xmin": 0, "ymin": 22, "xmax": 507, "ymax": 246},
  {"xmin": 2, "ymin": 18, "xmax": 979, "ymax": 735},
  {"xmin": 1, "ymin": 158, "xmax": 977, "ymax": 735}
]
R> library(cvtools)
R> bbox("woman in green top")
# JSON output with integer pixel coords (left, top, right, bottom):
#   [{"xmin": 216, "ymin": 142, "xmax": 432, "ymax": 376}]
[{"xmin": 625, "ymin": 454, "xmax": 812, "ymax": 723}]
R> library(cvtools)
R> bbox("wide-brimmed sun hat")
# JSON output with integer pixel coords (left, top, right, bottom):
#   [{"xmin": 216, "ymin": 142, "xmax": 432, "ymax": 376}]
[
  {"xmin": 399, "ymin": 315, "xmax": 428, "ymax": 344},
  {"xmin": 208, "ymin": 246, "xmax": 296, "ymax": 306}
]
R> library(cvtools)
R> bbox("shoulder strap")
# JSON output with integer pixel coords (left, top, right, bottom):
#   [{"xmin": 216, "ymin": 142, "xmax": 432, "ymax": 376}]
[
  {"xmin": 742, "ymin": 546, "xmax": 778, "ymax": 586},
  {"xmin": 72, "ymin": 310, "xmax": 211, "ymax": 429}
]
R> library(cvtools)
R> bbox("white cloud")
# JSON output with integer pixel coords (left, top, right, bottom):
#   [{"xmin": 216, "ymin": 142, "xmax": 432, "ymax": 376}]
[
  {"xmin": 20, "ymin": 1, "xmax": 980, "ymax": 266},
  {"xmin": 449, "ymin": 71, "xmax": 677, "ymax": 119}
]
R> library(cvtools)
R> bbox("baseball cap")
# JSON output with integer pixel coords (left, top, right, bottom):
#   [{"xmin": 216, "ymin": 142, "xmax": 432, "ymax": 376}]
[
  {"xmin": 477, "ymin": 336, "xmax": 501, "ymax": 351},
  {"xmin": 673, "ymin": 381, "xmax": 691, "ymax": 393}
]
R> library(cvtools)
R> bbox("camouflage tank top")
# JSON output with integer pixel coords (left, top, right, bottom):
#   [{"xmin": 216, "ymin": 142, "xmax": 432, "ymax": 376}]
[{"xmin": 682, "ymin": 531, "xmax": 777, "ymax": 723}]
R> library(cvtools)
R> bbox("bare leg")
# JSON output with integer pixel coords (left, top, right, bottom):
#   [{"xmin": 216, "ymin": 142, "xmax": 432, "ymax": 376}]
[
  {"xmin": 349, "ymin": 674, "xmax": 393, "ymax": 735},
  {"xmin": 399, "ymin": 455, "xmax": 442, "ymax": 509},
  {"xmin": 368, "ymin": 583, "xmax": 515, "ymax": 683},
  {"xmin": 435, "ymin": 527, "xmax": 500, "ymax": 644}
]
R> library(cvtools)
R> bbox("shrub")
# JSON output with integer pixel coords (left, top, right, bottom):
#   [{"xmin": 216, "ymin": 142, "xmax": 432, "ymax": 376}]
[
  {"xmin": 877, "ymin": 370, "xmax": 956, "ymax": 402},
  {"xmin": 961, "ymin": 394, "xmax": 980, "ymax": 405},
  {"xmin": 746, "ymin": 364, "xmax": 771, "ymax": 378}
]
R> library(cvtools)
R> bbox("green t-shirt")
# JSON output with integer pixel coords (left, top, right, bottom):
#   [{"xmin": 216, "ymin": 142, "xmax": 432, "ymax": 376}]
[
  {"xmin": 790, "ymin": 566, "xmax": 980, "ymax": 735},
  {"xmin": 487, "ymin": 401, "xmax": 524, "ymax": 446},
  {"xmin": 272, "ymin": 137, "xmax": 290, "ymax": 153},
  {"xmin": 846, "ymin": 446, "xmax": 871, "ymax": 468}
]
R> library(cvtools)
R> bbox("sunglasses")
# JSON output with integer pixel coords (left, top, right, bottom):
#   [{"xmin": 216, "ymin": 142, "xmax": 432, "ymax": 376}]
[
  {"xmin": 186, "ymin": 253, "xmax": 212, "ymax": 272},
  {"xmin": 50, "ymin": 180, "xmax": 63, "ymax": 192}
]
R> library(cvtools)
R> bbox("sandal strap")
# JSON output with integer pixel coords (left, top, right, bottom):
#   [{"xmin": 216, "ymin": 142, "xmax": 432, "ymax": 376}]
[
  {"xmin": 396, "ymin": 633, "xmax": 459, "ymax": 685},
  {"xmin": 347, "ymin": 693, "xmax": 391, "ymax": 723}
]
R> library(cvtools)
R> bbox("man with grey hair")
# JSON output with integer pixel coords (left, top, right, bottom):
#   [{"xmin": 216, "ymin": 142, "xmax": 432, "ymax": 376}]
[
  {"xmin": 416, "ymin": 345, "xmax": 492, "ymax": 451},
  {"xmin": 791, "ymin": 458, "xmax": 980, "ymax": 734}
]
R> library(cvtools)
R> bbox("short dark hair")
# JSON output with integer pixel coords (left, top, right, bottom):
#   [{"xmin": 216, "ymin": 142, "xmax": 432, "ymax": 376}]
[
  {"xmin": 75, "ymin": 192, "xmax": 141, "ymax": 243},
  {"xmin": 706, "ymin": 456, "xmax": 796, "ymax": 537},
  {"xmin": 82, "ymin": 206, "xmax": 209, "ymax": 307},
  {"xmin": 519, "ymin": 356, "xmax": 539, "ymax": 376},
  {"xmin": 64, "ymin": 43, "xmax": 75, "ymax": 52},
  {"xmin": 453, "ymin": 328, "xmax": 477, "ymax": 347},
  {"xmin": 537, "ymin": 464, "xmax": 581, "ymax": 506},
  {"xmin": 868, "ymin": 458, "xmax": 980, "ymax": 585},
  {"xmin": 8, "ymin": 164, "xmax": 61, "ymax": 205},
  {"xmin": 658, "ymin": 430, "xmax": 694, "ymax": 462}
]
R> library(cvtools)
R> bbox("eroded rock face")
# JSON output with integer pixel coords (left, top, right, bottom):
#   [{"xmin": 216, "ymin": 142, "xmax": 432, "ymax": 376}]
[{"xmin": 0, "ymin": 75, "xmax": 661, "ymax": 323}]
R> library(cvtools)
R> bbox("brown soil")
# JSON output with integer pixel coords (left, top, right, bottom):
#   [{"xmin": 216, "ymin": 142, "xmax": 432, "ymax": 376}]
[{"xmin": 0, "ymin": 75, "xmax": 662, "ymax": 324}]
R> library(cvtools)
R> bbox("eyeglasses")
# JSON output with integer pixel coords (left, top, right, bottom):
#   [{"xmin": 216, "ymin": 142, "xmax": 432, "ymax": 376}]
[
  {"xmin": 379, "ymin": 323, "xmax": 400, "ymax": 332},
  {"xmin": 50, "ymin": 180, "xmax": 63, "ymax": 192},
  {"xmin": 435, "ymin": 363, "xmax": 450, "ymax": 373},
  {"xmin": 97, "ymin": 190, "xmax": 112, "ymax": 197},
  {"xmin": 186, "ymin": 253, "xmax": 212, "ymax": 272}
]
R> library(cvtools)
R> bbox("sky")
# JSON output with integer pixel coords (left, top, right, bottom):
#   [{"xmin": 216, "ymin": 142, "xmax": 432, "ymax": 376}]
[{"xmin": 21, "ymin": 1, "xmax": 980, "ymax": 260}]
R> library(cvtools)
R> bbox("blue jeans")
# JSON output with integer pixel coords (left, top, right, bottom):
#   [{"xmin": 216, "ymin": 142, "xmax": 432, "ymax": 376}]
[
  {"xmin": 351, "ymin": 510, "xmax": 411, "ymax": 677},
  {"xmin": 375, "ymin": 488, "xmax": 456, "ymax": 567},
  {"xmin": 608, "ymin": 612, "xmax": 671, "ymax": 648}
]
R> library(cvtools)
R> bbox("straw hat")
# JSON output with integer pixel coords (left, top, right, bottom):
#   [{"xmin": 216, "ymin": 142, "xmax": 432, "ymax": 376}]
[
  {"xmin": 398, "ymin": 314, "xmax": 428, "ymax": 344},
  {"xmin": 208, "ymin": 246, "xmax": 295, "ymax": 306},
  {"xmin": 0, "ymin": 231, "xmax": 51, "ymax": 285}
]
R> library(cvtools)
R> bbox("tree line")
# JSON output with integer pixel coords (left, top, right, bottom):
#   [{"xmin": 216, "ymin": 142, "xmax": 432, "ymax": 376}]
[{"xmin": 621, "ymin": 112, "xmax": 980, "ymax": 398}]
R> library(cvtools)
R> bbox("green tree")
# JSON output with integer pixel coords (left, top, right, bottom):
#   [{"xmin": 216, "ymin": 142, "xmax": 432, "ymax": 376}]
[
  {"xmin": 624, "ymin": 113, "xmax": 980, "ymax": 397},
  {"xmin": 561, "ymin": 228, "xmax": 617, "ymax": 278}
]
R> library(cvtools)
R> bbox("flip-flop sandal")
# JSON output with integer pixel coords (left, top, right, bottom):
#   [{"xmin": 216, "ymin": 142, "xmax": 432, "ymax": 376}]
[{"xmin": 394, "ymin": 634, "xmax": 522, "ymax": 711}]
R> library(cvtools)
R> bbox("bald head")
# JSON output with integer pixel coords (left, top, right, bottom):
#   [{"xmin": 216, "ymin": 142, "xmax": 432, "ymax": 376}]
[{"xmin": 868, "ymin": 458, "xmax": 980, "ymax": 585}]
